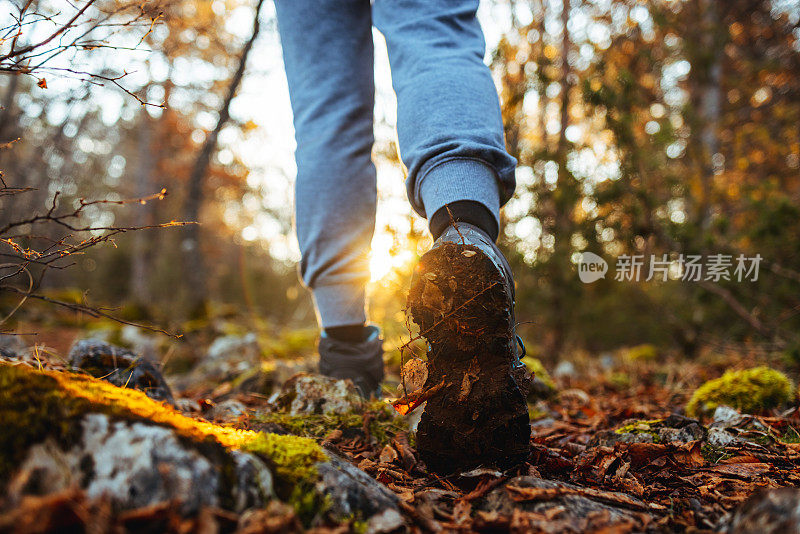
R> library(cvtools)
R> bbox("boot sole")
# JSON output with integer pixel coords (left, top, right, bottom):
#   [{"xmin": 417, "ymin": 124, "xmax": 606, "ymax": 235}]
[{"xmin": 407, "ymin": 241, "xmax": 530, "ymax": 473}]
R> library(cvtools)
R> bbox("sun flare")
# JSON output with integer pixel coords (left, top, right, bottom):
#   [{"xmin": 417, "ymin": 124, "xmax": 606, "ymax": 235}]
[{"xmin": 369, "ymin": 231, "xmax": 415, "ymax": 282}]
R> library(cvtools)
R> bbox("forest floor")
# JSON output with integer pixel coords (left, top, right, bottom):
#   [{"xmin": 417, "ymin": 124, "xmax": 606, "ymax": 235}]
[{"xmin": 2, "ymin": 316, "xmax": 800, "ymax": 533}]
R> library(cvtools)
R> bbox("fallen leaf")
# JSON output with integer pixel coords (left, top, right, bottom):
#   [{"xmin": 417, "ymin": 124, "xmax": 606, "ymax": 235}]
[{"xmin": 379, "ymin": 444, "xmax": 399, "ymax": 464}]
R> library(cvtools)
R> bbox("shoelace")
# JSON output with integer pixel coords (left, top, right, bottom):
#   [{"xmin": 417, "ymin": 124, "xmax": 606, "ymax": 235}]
[{"xmin": 516, "ymin": 334, "xmax": 526, "ymax": 358}]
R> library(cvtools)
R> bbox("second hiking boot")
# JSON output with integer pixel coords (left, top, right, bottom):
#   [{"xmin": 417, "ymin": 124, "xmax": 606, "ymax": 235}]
[
  {"xmin": 407, "ymin": 222, "xmax": 531, "ymax": 473},
  {"xmin": 319, "ymin": 325, "xmax": 384, "ymax": 398}
]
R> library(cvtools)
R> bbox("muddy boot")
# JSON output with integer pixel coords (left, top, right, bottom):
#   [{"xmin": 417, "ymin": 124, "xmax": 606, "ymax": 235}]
[
  {"xmin": 407, "ymin": 223, "xmax": 531, "ymax": 473},
  {"xmin": 319, "ymin": 325, "xmax": 385, "ymax": 398}
]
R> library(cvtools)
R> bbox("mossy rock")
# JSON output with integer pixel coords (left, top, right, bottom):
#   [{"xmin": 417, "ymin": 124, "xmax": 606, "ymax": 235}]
[
  {"xmin": 0, "ymin": 363, "xmax": 402, "ymax": 527},
  {"xmin": 256, "ymin": 400, "xmax": 407, "ymax": 445},
  {"xmin": 0, "ymin": 362, "xmax": 322, "ymax": 516},
  {"xmin": 686, "ymin": 366, "xmax": 794, "ymax": 418}
]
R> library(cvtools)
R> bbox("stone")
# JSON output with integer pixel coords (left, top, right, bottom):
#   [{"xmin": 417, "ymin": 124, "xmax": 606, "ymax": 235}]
[
  {"xmin": 186, "ymin": 333, "xmax": 268, "ymax": 386},
  {"xmin": 712, "ymin": 405, "xmax": 747, "ymax": 428},
  {"xmin": 587, "ymin": 429, "xmax": 656, "ymax": 448},
  {"xmin": 707, "ymin": 427, "xmax": 739, "ymax": 448},
  {"xmin": 600, "ymin": 353, "xmax": 615, "ymax": 370},
  {"xmin": 274, "ymin": 373, "xmax": 361, "ymax": 415},
  {"xmin": 657, "ymin": 416, "xmax": 706, "ymax": 443},
  {"xmin": 0, "ymin": 346, "xmax": 19, "ymax": 361},
  {"xmin": 68, "ymin": 339, "xmax": 174, "ymax": 404},
  {"xmin": 658, "ymin": 424, "xmax": 704, "ymax": 443},
  {"xmin": 316, "ymin": 451, "xmax": 403, "ymax": 533},
  {"xmin": 205, "ymin": 399, "xmax": 248, "ymax": 422},
  {"xmin": 6, "ymin": 413, "xmax": 272, "ymax": 514},
  {"xmin": 119, "ymin": 325, "xmax": 159, "ymax": 361},
  {"xmin": 0, "ymin": 363, "xmax": 405, "ymax": 528},
  {"xmin": 553, "ymin": 360, "xmax": 577, "ymax": 379},
  {"xmin": 0, "ymin": 334, "xmax": 26, "ymax": 358},
  {"xmin": 208, "ymin": 333, "xmax": 260, "ymax": 363}
]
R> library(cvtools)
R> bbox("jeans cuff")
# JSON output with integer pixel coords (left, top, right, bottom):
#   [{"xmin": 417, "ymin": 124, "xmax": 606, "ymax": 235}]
[
  {"xmin": 311, "ymin": 281, "xmax": 367, "ymax": 328},
  {"xmin": 417, "ymin": 158, "xmax": 501, "ymax": 228}
]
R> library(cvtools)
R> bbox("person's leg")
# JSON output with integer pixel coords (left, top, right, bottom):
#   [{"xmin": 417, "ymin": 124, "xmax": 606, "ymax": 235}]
[
  {"xmin": 371, "ymin": 0, "xmax": 516, "ymax": 240},
  {"xmin": 274, "ymin": 0, "xmax": 376, "ymax": 332}
]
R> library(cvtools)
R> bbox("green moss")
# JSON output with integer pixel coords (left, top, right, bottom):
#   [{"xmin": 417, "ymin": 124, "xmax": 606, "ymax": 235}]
[
  {"xmin": 522, "ymin": 356, "xmax": 556, "ymax": 391},
  {"xmin": 686, "ymin": 366, "xmax": 794, "ymax": 418},
  {"xmin": 614, "ymin": 419, "xmax": 663, "ymax": 442},
  {"xmin": 608, "ymin": 372, "xmax": 632, "ymax": 390},
  {"xmin": 240, "ymin": 432, "xmax": 328, "ymax": 520},
  {"xmin": 0, "ymin": 365, "xmax": 92, "ymax": 480},
  {"xmin": 262, "ymin": 328, "xmax": 319, "ymax": 360},
  {"xmin": 0, "ymin": 363, "xmax": 329, "ymax": 520},
  {"xmin": 702, "ymin": 443, "xmax": 735, "ymax": 464},
  {"xmin": 623, "ymin": 344, "xmax": 658, "ymax": 362},
  {"xmin": 256, "ymin": 400, "xmax": 407, "ymax": 445},
  {"xmin": 528, "ymin": 404, "xmax": 549, "ymax": 421},
  {"xmin": 781, "ymin": 426, "xmax": 800, "ymax": 444}
]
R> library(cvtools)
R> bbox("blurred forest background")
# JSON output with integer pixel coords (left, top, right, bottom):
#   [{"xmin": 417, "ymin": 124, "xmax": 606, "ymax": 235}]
[{"xmin": 1, "ymin": 0, "xmax": 800, "ymax": 367}]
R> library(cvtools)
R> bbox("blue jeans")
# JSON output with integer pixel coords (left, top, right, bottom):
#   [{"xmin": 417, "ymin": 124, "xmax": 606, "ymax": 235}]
[{"xmin": 275, "ymin": 0, "xmax": 516, "ymax": 328}]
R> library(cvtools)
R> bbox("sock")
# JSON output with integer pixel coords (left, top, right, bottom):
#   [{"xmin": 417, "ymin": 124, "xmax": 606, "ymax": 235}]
[
  {"xmin": 429, "ymin": 200, "xmax": 499, "ymax": 242},
  {"xmin": 324, "ymin": 323, "xmax": 367, "ymax": 343}
]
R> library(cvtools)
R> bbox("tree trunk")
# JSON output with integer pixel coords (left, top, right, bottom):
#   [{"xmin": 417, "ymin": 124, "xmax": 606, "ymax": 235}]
[{"xmin": 181, "ymin": 0, "xmax": 266, "ymax": 316}]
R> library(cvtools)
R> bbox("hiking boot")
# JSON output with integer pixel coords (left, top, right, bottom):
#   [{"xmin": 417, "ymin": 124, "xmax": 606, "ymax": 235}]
[
  {"xmin": 319, "ymin": 325, "xmax": 384, "ymax": 398},
  {"xmin": 407, "ymin": 222, "xmax": 531, "ymax": 473}
]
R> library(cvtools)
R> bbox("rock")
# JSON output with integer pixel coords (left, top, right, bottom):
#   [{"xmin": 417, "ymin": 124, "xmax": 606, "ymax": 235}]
[
  {"xmin": 317, "ymin": 451, "xmax": 404, "ymax": 533},
  {"xmin": 119, "ymin": 325, "xmax": 159, "ymax": 361},
  {"xmin": 658, "ymin": 423, "xmax": 705, "ymax": 443},
  {"xmin": 175, "ymin": 397, "xmax": 201, "ymax": 413},
  {"xmin": 477, "ymin": 476, "xmax": 649, "ymax": 530},
  {"xmin": 205, "ymin": 399, "xmax": 248, "ymax": 422},
  {"xmin": 272, "ymin": 359, "xmax": 315, "ymax": 385},
  {"xmin": 230, "ymin": 359, "xmax": 315, "ymax": 397},
  {"xmin": 6, "ymin": 413, "xmax": 272, "ymax": 514},
  {"xmin": 712, "ymin": 405, "xmax": 747, "ymax": 428},
  {"xmin": 0, "ymin": 334, "xmax": 26, "ymax": 357},
  {"xmin": 208, "ymin": 333, "xmax": 261, "ymax": 363},
  {"xmin": 274, "ymin": 373, "xmax": 361, "ymax": 415},
  {"xmin": 590, "ymin": 416, "xmax": 705, "ymax": 447},
  {"xmin": 230, "ymin": 449, "xmax": 275, "ymax": 513},
  {"xmin": 725, "ymin": 488, "xmax": 800, "ymax": 533},
  {"xmin": 187, "ymin": 333, "xmax": 263, "ymax": 385},
  {"xmin": 0, "ymin": 346, "xmax": 19, "ymax": 361},
  {"xmin": 708, "ymin": 427, "xmax": 739, "ymax": 448},
  {"xmin": 600, "ymin": 352, "xmax": 615, "ymax": 370},
  {"xmin": 588, "ymin": 429, "xmax": 657, "ymax": 447},
  {"xmin": 68, "ymin": 339, "xmax": 174, "ymax": 404},
  {"xmin": 553, "ymin": 360, "xmax": 576, "ymax": 379},
  {"xmin": 658, "ymin": 415, "xmax": 706, "ymax": 443},
  {"xmin": 1, "ymin": 363, "xmax": 402, "ymax": 528}
]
